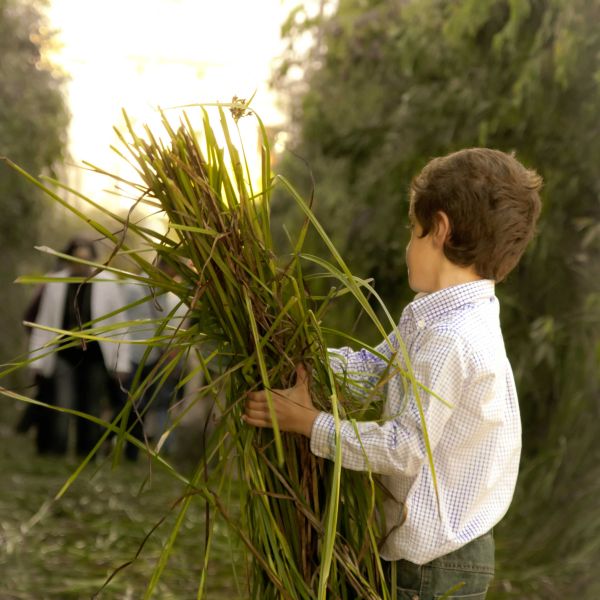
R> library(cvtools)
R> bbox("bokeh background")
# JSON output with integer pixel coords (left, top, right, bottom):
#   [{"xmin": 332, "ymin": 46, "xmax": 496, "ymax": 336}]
[{"xmin": 1, "ymin": 0, "xmax": 598, "ymax": 598}]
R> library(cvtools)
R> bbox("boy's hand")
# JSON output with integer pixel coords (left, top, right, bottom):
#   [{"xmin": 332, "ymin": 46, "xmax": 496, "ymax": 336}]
[{"xmin": 243, "ymin": 364, "xmax": 319, "ymax": 438}]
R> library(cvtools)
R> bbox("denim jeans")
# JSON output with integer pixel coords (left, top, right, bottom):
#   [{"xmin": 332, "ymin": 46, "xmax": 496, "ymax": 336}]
[{"xmin": 389, "ymin": 530, "xmax": 495, "ymax": 599}]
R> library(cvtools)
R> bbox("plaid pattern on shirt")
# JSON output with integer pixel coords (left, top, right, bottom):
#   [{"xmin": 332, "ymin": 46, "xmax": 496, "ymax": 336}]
[{"xmin": 310, "ymin": 280, "xmax": 521, "ymax": 564}]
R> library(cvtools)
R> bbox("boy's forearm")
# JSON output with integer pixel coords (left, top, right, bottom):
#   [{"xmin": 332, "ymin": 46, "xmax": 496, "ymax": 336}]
[{"xmin": 296, "ymin": 407, "xmax": 320, "ymax": 438}]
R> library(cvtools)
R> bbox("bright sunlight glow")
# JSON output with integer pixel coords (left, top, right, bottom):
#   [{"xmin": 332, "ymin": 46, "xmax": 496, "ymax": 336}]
[{"xmin": 47, "ymin": 0, "xmax": 299, "ymax": 214}]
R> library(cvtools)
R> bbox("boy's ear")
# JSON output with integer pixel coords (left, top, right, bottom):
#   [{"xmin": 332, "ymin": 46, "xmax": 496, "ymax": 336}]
[{"xmin": 432, "ymin": 211, "xmax": 451, "ymax": 247}]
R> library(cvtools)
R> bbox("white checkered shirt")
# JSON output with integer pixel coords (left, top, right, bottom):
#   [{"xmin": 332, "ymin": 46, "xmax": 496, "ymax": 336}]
[{"xmin": 310, "ymin": 280, "xmax": 521, "ymax": 564}]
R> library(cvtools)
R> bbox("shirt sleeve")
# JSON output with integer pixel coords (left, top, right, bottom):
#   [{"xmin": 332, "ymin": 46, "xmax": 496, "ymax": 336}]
[
  {"xmin": 311, "ymin": 329, "xmax": 470, "ymax": 476},
  {"xmin": 328, "ymin": 330, "xmax": 400, "ymax": 402}
]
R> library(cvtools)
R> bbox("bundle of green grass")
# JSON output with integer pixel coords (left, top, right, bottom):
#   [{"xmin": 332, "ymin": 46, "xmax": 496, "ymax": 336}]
[
  {"xmin": 10, "ymin": 102, "xmax": 401, "ymax": 598},
  {"xmin": 117, "ymin": 103, "xmax": 399, "ymax": 599}
]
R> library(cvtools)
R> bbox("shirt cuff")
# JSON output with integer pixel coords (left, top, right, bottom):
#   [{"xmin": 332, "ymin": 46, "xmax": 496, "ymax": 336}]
[{"xmin": 310, "ymin": 412, "xmax": 336, "ymax": 460}]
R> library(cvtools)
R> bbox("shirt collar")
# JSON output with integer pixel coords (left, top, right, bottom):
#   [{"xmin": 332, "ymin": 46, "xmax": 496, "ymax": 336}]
[{"xmin": 401, "ymin": 280, "xmax": 496, "ymax": 329}]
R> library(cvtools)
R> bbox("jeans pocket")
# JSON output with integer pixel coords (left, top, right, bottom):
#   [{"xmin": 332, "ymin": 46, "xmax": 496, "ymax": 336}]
[
  {"xmin": 430, "ymin": 566, "xmax": 492, "ymax": 599},
  {"xmin": 434, "ymin": 592, "xmax": 488, "ymax": 599}
]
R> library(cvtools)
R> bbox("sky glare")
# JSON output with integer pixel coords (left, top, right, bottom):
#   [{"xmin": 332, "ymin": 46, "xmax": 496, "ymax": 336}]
[{"xmin": 47, "ymin": 0, "xmax": 298, "ymax": 209}]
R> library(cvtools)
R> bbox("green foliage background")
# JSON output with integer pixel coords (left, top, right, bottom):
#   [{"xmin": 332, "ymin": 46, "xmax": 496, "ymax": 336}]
[
  {"xmin": 1, "ymin": 0, "xmax": 599, "ymax": 597},
  {"xmin": 272, "ymin": 0, "xmax": 600, "ymax": 597},
  {"xmin": 0, "ymin": 0, "xmax": 70, "ymax": 364}
]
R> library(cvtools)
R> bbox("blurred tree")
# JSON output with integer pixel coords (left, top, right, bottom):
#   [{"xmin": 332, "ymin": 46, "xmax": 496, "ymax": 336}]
[
  {"xmin": 0, "ymin": 0, "xmax": 69, "ymax": 362},
  {"xmin": 273, "ymin": 0, "xmax": 600, "ymax": 597}
]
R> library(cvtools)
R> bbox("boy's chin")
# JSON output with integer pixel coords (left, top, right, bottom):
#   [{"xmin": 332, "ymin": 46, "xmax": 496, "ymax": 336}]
[
  {"xmin": 408, "ymin": 279, "xmax": 427, "ymax": 294},
  {"xmin": 409, "ymin": 281, "xmax": 435, "ymax": 296}
]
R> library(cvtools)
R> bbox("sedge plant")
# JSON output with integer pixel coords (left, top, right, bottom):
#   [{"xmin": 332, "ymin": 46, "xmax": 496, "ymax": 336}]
[{"xmin": 1, "ymin": 101, "xmax": 439, "ymax": 599}]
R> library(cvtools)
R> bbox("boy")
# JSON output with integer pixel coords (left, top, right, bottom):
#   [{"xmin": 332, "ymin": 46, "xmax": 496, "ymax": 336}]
[{"xmin": 243, "ymin": 148, "xmax": 542, "ymax": 599}]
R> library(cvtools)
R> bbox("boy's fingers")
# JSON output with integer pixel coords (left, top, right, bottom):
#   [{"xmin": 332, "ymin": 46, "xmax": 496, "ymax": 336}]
[
  {"xmin": 247, "ymin": 390, "xmax": 267, "ymax": 402},
  {"xmin": 243, "ymin": 415, "xmax": 273, "ymax": 429},
  {"xmin": 244, "ymin": 403, "xmax": 269, "ymax": 414},
  {"xmin": 245, "ymin": 396, "xmax": 277, "ymax": 421},
  {"xmin": 248, "ymin": 388, "xmax": 285, "ymax": 400},
  {"xmin": 295, "ymin": 363, "xmax": 309, "ymax": 386},
  {"xmin": 245, "ymin": 395, "xmax": 272, "ymax": 411},
  {"xmin": 244, "ymin": 411, "xmax": 271, "ymax": 425},
  {"xmin": 243, "ymin": 405, "xmax": 275, "ymax": 428}
]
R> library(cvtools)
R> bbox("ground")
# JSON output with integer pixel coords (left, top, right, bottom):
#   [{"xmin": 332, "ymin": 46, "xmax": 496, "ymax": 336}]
[{"xmin": 0, "ymin": 403, "xmax": 243, "ymax": 600}]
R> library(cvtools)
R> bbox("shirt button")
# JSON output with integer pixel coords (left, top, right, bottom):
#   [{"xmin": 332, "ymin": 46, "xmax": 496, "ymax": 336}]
[{"xmin": 416, "ymin": 319, "xmax": 426, "ymax": 329}]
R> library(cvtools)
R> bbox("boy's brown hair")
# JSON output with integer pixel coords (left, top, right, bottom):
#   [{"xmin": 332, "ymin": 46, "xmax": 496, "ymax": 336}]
[{"xmin": 410, "ymin": 148, "xmax": 542, "ymax": 281}]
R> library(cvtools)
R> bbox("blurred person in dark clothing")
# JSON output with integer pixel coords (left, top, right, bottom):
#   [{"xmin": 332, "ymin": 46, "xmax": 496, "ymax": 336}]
[
  {"xmin": 119, "ymin": 258, "xmax": 187, "ymax": 461},
  {"xmin": 26, "ymin": 237, "xmax": 131, "ymax": 456},
  {"xmin": 15, "ymin": 283, "xmax": 53, "ymax": 449}
]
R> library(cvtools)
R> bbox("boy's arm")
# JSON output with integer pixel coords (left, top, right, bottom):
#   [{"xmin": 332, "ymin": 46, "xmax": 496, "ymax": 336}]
[
  {"xmin": 245, "ymin": 330, "xmax": 474, "ymax": 477},
  {"xmin": 312, "ymin": 330, "xmax": 472, "ymax": 475},
  {"xmin": 328, "ymin": 331, "xmax": 400, "ymax": 401},
  {"xmin": 243, "ymin": 333, "xmax": 401, "ymax": 433}
]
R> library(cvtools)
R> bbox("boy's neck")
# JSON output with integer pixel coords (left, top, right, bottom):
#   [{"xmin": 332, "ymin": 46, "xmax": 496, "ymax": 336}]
[
  {"xmin": 426, "ymin": 263, "xmax": 485, "ymax": 294},
  {"xmin": 439, "ymin": 266, "xmax": 483, "ymax": 291}
]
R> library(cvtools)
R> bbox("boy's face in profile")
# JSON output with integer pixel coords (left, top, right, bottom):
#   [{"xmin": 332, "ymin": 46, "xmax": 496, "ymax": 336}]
[
  {"xmin": 406, "ymin": 208, "xmax": 483, "ymax": 294},
  {"xmin": 405, "ymin": 214, "xmax": 445, "ymax": 294}
]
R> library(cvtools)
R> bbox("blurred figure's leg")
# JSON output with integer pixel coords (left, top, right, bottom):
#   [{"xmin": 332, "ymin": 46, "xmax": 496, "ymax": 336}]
[
  {"xmin": 34, "ymin": 375, "xmax": 58, "ymax": 454},
  {"xmin": 75, "ymin": 359, "xmax": 106, "ymax": 457},
  {"xmin": 52, "ymin": 357, "xmax": 76, "ymax": 455}
]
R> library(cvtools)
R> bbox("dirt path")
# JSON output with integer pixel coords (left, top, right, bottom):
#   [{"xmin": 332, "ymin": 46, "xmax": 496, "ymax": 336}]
[{"xmin": 0, "ymin": 413, "xmax": 242, "ymax": 599}]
